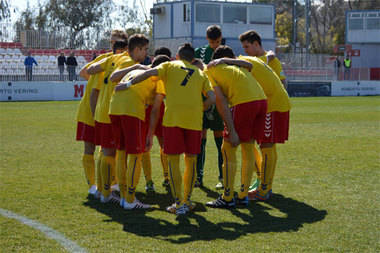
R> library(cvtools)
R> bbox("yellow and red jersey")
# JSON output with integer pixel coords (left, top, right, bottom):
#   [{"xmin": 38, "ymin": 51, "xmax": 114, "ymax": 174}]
[
  {"xmin": 205, "ymin": 64, "xmax": 266, "ymax": 107},
  {"xmin": 239, "ymin": 55, "xmax": 290, "ymax": 112},
  {"xmin": 156, "ymin": 60, "xmax": 212, "ymax": 131},
  {"xmin": 76, "ymin": 52, "xmax": 113, "ymax": 126},
  {"xmin": 94, "ymin": 52, "xmax": 135, "ymax": 123},
  {"xmin": 109, "ymin": 69, "xmax": 165, "ymax": 121},
  {"xmin": 258, "ymin": 52, "xmax": 286, "ymax": 81}
]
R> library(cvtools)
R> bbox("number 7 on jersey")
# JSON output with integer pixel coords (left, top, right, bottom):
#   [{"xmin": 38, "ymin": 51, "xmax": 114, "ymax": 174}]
[{"xmin": 180, "ymin": 67, "xmax": 194, "ymax": 86}]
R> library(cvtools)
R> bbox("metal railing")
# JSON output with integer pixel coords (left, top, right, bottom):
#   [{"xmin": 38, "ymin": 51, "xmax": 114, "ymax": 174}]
[{"xmin": 284, "ymin": 67, "xmax": 372, "ymax": 81}]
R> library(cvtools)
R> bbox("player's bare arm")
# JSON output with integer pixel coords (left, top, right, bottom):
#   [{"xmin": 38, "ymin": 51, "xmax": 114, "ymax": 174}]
[
  {"xmin": 109, "ymin": 64, "xmax": 150, "ymax": 83},
  {"xmin": 203, "ymin": 90, "xmax": 216, "ymax": 111},
  {"xmin": 79, "ymin": 65, "xmax": 90, "ymax": 80},
  {"xmin": 208, "ymin": 58, "xmax": 252, "ymax": 72},
  {"xmin": 146, "ymin": 93, "xmax": 165, "ymax": 151},
  {"xmin": 89, "ymin": 88, "xmax": 99, "ymax": 117},
  {"xmin": 115, "ymin": 68, "xmax": 159, "ymax": 91},
  {"xmin": 214, "ymin": 86, "xmax": 240, "ymax": 146},
  {"xmin": 87, "ymin": 58, "xmax": 107, "ymax": 74}
]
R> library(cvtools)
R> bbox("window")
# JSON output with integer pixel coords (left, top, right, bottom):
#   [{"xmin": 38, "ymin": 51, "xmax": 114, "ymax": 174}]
[
  {"xmin": 349, "ymin": 18, "xmax": 363, "ymax": 30},
  {"xmin": 249, "ymin": 6, "xmax": 272, "ymax": 25},
  {"xmin": 183, "ymin": 3, "xmax": 190, "ymax": 22},
  {"xmin": 196, "ymin": 4, "xmax": 220, "ymax": 23},
  {"xmin": 351, "ymin": 13, "xmax": 361, "ymax": 18},
  {"xmin": 367, "ymin": 13, "xmax": 378, "ymax": 18},
  {"xmin": 367, "ymin": 18, "xmax": 380, "ymax": 30},
  {"xmin": 223, "ymin": 5, "xmax": 247, "ymax": 24}
]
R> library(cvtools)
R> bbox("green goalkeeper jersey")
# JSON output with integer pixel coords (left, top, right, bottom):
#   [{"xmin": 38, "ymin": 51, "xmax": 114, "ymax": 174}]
[{"xmin": 195, "ymin": 45, "xmax": 214, "ymax": 64}]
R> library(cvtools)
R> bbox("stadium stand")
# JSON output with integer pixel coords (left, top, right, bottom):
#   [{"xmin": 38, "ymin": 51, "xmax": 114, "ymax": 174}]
[{"xmin": 0, "ymin": 42, "xmax": 109, "ymax": 81}]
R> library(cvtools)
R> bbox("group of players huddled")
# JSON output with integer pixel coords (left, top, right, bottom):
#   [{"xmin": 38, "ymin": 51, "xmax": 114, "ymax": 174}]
[{"xmin": 76, "ymin": 25, "xmax": 290, "ymax": 216}]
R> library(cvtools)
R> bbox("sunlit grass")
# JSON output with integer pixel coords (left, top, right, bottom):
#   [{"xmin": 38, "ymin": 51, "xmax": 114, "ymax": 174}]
[{"xmin": 0, "ymin": 97, "xmax": 379, "ymax": 252}]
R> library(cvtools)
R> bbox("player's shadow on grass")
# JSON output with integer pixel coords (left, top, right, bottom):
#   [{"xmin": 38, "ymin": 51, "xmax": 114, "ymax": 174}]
[{"xmin": 83, "ymin": 192, "xmax": 327, "ymax": 244}]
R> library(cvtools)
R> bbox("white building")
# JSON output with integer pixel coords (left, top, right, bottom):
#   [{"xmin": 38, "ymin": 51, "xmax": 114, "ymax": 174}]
[
  {"xmin": 151, "ymin": 0, "xmax": 276, "ymax": 56},
  {"xmin": 346, "ymin": 10, "xmax": 380, "ymax": 79}
]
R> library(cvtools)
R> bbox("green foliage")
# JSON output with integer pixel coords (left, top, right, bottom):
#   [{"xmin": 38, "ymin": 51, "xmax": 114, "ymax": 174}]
[
  {"xmin": 0, "ymin": 0, "xmax": 9, "ymax": 21},
  {"xmin": 44, "ymin": 0, "xmax": 113, "ymax": 48},
  {"xmin": 0, "ymin": 97, "xmax": 379, "ymax": 252}
]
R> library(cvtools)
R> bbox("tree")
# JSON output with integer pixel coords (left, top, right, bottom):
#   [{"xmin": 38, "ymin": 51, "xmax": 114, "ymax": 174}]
[
  {"xmin": 310, "ymin": 0, "xmax": 346, "ymax": 53},
  {"xmin": 0, "ymin": 0, "xmax": 9, "ymax": 21},
  {"xmin": 44, "ymin": 0, "xmax": 113, "ymax": 48},
  {"xmin": 14, "ymin": 2, "xmax": 35, "ymax": 31}
]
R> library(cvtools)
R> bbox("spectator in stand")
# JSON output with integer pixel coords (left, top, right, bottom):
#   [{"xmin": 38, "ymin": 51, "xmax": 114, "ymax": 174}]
[
  {"xmin": 334, "ymin": 56, "xmax": 341, "ymax": 80},
  {"xmin": 67, "ymin": 51, "xmax": 78, "ymax": 81},
  {"xmin": 92, "ymin": 52, "xmax": 97, "ymax": 61},
  {"xmin": 24, "ymin": 52, "xmax": 38, "ymax": 81},
  {"xmin": 57, "ymin": 52, "xmax": 66, "ymax": 81}
]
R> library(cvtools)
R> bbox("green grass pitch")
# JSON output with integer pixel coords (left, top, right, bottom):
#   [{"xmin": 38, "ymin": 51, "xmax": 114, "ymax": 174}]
[{"xmin": 0, "ymin": 96, "xmax": 379, "ymax": 252}]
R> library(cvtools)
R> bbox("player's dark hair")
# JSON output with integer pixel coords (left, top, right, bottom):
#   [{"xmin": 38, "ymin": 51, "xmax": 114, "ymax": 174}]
[
  {"xmin": 212, "ymin": 45, "xmax": 235, "ymax": 60},
  {"xmin": 154, "ymin": 47, "xmax": 171, "ymax": 58},
  {"xmin": 178, "ymin": 43, "xmax": 195, "ymax": 62},
  {"xmin": 239, "ymin": 30, "xmax": 262, "ymax": 46},
  {"xmin": 111, "ymin": 30, "xmax": 128, "ymax": 43},
  {"xmin": 128, "ymin": 34, "xmax": 149, "ymax": 52},
  {"xmin": 206, "ymin": 25, "xmax": 222, "ymax": 40},
  {"xmin": 152, "ymin": 55, "xmax": 171, "ymax": 67},
  {"xmin": 112, "ymin": 41, "xmax": 128, "ymax": 53}
]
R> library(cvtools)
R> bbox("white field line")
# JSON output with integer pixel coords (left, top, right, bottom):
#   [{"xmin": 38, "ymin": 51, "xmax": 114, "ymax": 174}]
[{"xmin": 0, "ymin": 208, "xmax": 87, "ymax": 253}]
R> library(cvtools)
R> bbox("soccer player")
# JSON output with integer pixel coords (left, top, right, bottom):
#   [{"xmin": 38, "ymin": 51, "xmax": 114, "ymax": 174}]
[
  {"xmin": 154, "ymin": 47, "xmax": 172, "ymax": 59},
  {"xmin": 194, "ymin": 25, "xmax": 225, "ymax": 189},
  {"xmin": 110, "ymin": 54, "xmax": 170, "ymax": 194},
  {"xmin": 86, "ymin": 35, "xmax": 136, "ymax": 203},
  {"xmin": 239, "ymin": 30, "xmax": 287, "ymax": 88},
  {"xmin": 109, "ymin": 50, "xmax": 163, "ymax": 210},
  {"xmin": 205, "ymin": 46, "xmax": 267, "ymax": 208},
  {"xmin": 208, "ymin": 55, "xmax": 291, "ymax": 201},
  {"xmin": 239, "ymin": 30, "xmax": 290, "ymax": 199},
  {"xmin": 76, "ymin": 30, "xmax": 127, "ymax": 198},
  {"xmin": 115, "ymin": 43, "xmax": 215, "ymax": 215}
]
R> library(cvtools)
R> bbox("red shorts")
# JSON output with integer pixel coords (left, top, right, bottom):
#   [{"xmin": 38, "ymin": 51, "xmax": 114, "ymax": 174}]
[
  {"xmin": 110, "ymin": 115, "xmax": 145, "ymax": 154},
  {"xmin": 259, "ymin": 111, "xmax": 289, "ymax": 144},
  {"xmin": 76, "ymin": 122, "xmax": 95, "ymax": 143},
  {"xmin": 163, "ymin": 127, "xmax": 202, "ymax": 155},
  {"xmin": 145, "ymin": 103, "xmax": 165, "ymax": 138},
  {"xmin": 224, "ymin": 100, "xmax": 267, "ymax": 143},
  {"xmin": 94, "ymin": 121, "xmax": 116, "ymax": 149}
]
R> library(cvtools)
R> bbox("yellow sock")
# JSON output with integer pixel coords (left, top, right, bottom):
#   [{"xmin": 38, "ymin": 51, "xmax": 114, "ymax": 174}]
[
  {"xmin": 115, "ymin": 150, "xmax": 127, "ymax": 199},
  {"xmin": 267, "ymin": 144, "xmax": 277, "ymax": 190},
  {"xmin": 253, "ymin": 143, "xmax": 262, "ymax": 179},
  {"xmin": 82, "ymin": 154, "xmax": 95, "ymax": 187},
  {"xmin": 260, "ymin": 145, "xmax": 277, "ymax": 194},
  {"xmin": 160, "ymin": 147, "xmax": 169, "ymax": 180},
  {"xmin": 126, "ymin": 154, "xmax": 142, "ymax": 203},
  {"xmin": 142, "ymin": 152, "xmax": 152, "ymax": 182},
  {"xmin": 222, "ymin": 141, "xmax": 237, "ymax": 202},
  {"xmin": 183, "ymin": 154, "xmax": 197, "ymax": 205},
  {"xmin": 238, "ymin": 143, "xmax": 255, "ymax": 199},
  {"xmin": 167, "ymin": 154, "xmax": 182, "ymax": 206},
  {"xmin": 100, "ymin": 155, "xmax": 115, "ymax": 198},
  {"xmin": 111, "ymin": 156, "xmax": 118, "ymax": 187},
  {"xmin": 96, "ymin": 151, "xmax": 103, "ymax": 193}
]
